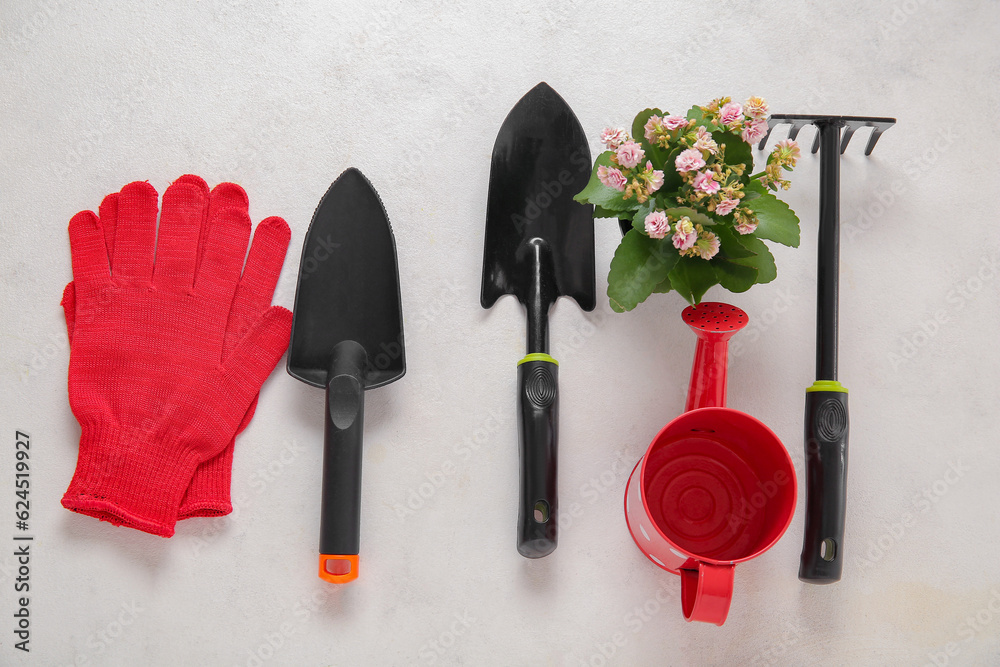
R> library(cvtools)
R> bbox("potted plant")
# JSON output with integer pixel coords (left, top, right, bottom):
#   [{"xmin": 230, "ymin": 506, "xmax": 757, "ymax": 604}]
[{"xmin": 574, "ymin": 97, "xmax": 802, "ymax": 309}]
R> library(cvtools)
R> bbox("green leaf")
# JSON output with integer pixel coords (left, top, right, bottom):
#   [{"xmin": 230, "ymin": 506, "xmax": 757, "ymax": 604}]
[
  {"xmin": 714, "ymin": 224, "xmax": 755, "ymax": 259},
  {"xmin": 657, "ymin": 145, "xmax": 683, "ymax": 194},
  {"xmin": 668, "ymin": 256, "xmax": 719, "ymax": 305},
  {"xmin": 713, "ymin": 259, "xmax": 758, "ymax": 293},
  {"xmin": 631, "ymin": 108, "xmax": 669, "ymax": 171},
  {"xmin": 607, "ymin": 230, "xmax": 679, "ymax": 312},
  {"xmin": 629, "ymin": 200, "xmax": 655, "ymax": 234},
  {"xmin": 573, "ymin": 151, "xmax": 636, "ymax": 212},
  {"xmin": 663, "ymin": 207, "xmax": 715, "ymax": 227},
  {"xmin": 631, "ymin": 108, "xmax": 663, "ymax": 146},
  {"xmin": 713, "ymin": 130, "xmax": 754, "ymax": 173},
  {"xmin": 593, "ymin": 205, "xmax": 621, "ymax": 219},
  {"xmin": 743, "ymin": 180, "xmax": 800, "ymax": 247},
  {"xmin": 574, "ymin": 150, "xmax": 613, "ymax": 203},
  {"xmin": 686, "ymin": 105, "xmax": 720, "ymax": 133},
  {"xmin": 652, "ymin": 276, "xmax": 674, "ymax": 293},
  {"xmin": 710, "ymin": 225, "xmax": 764, "ymax": 292},
  {"xmin": 731, "ymin": 233, "xmax": 777, "ymax": 284}
]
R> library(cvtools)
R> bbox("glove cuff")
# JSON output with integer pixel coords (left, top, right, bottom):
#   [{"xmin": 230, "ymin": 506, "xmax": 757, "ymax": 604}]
[
  {"xmin": 178, "ymin": 444, "xmax": 234, "ymax": 519},
  {"xmin": 62, "ymin": 421, "xmax": 205, "ymax": 537}
]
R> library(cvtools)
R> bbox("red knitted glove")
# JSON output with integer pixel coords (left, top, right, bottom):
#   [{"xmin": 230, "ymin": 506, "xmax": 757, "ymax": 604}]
[
  {"xmin": 62, "ymin": 176, "xmax": 292, "ymax": 537},
  {"xmin": 61, "ymin": 176, "xmax": 286, "ymax": 519}
]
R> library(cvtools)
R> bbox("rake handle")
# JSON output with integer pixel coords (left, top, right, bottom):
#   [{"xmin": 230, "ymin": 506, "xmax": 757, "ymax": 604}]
[{"xmin": 800, "ymin": 385, "xmax": 849, "ymax": 583}]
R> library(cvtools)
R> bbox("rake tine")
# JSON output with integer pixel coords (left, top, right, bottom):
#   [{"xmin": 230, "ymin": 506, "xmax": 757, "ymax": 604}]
[
  {"xmin": 864, "ymin": 126, "xmax": 886, "ymax": 155},
  {"xmin": 758, "ymin": 117, "xmax": 788, "ymax": 150},
  {"xmin": 760, "ymin": 115, "xmax": 894, "ymax": 155},
  {"xmin": 758, "ymin": 124, "xmax": 777, "ymax": 151},
  {"xmin": 839, "ymin": 126, "xmax": 856, "ymax": 154}
]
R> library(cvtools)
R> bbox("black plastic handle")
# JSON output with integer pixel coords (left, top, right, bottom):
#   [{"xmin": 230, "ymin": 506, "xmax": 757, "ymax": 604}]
[
  {"xmin": 800, "ymin": 388, "xmax": 849, "ymax": 583},
  {"xmin": 516, "ymin": 357, "xmax": 559, "ymax": 558},
  {"xmin": 319, "ymin": 340, "xmax": 367, "ymax": 583}
]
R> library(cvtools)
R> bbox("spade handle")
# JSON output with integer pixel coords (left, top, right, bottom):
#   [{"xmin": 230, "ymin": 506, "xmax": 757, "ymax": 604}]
[
  {"xmin": 319, "ymin": 340, "xmax": 367, "ymax": 583},
  {"xmin": 516, "ymin": 354, "xmax": 559, "ymax": 558}
]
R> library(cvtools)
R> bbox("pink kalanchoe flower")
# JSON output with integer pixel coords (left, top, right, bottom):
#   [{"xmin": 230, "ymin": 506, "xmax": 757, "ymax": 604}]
[
  {"xmin": 600, "ymin": 127, "xmax": 628, "ymax": 149},
  {"xmin": 675, "ymin": 148, "xmax": 706, "ymax": 173},
  {"xmin": 693, "ymin": 127, "xmax": 719, "ymax": 154},
  {"xmin": 735, "ymin": 219, "xmax": 758, "ymax": 235},
  {"xmin": 616, "ymin": 141, "xmax": 645, "ymax": 169},
  {"xmin": 644, "ymin": 210, "xmax": 671, "ymax": 239},
  {"xmin": 773, "ymin": 138, "xmax": 801, "ymax": 165},
  {"xmin": 663, "ymin": 115, "xmax": 688, "ymax": 130},
  {"xmin": 597, "ymin": 165, "xmax": 627, "ymax": 191},
  {"xmin": 672, "ymin": 217, "xmax": 697, "ymax": 250},
  {"xmin": 741, "ymin": 119, "xmax": 768, "ymax": 145},
  {"xmin": 719, "ymin": 102, "xmax": 743, "ymax": 126},
  {"xmin": 643, "ymin": 116, "xmax": 662, "ymax": 142},
  {"xmin": 693, "ymin": 170, "xmax": 720, "ymax": 194},
  {"xmin": 645, "ymin": 161, "xmax": 665, "ymax": 193},
  {"xmin": 745, "ymin": 96, "xmax": 768, "ymax": 119},
  {"xmin": 695, "ymin": 232, "xmax": 721, "ymax": 260},
  {"xmin": 716, "ymin": 198, "xmax": 739, "ymax": 216}
]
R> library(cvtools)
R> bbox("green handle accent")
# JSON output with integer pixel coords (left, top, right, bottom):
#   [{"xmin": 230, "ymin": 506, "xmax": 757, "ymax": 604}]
[
  {"xmin": 518, "ymin": 353, "xmax": 559, "ymax": 367},
  {"xmin": 807, "ymin": 380, "xmax": 848, "ymax": 393}
]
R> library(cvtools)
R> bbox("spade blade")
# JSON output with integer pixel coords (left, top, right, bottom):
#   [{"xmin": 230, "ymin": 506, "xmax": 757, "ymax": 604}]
[
  {"xmin": 482, "ymin": 82, "xmax": 595, "ymax": 313},
  {"xmin": 287, "ymin": 168, "xmax": 405, "ymax": 389}
]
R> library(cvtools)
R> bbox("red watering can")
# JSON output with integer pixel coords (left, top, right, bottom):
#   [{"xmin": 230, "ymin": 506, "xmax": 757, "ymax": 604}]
[{"xmin": 624, "ymin": 303, "xmax": 797, "ymax": 625}]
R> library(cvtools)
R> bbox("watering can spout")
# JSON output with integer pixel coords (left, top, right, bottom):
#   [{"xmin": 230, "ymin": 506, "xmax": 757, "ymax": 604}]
[{"xmin": 682, "ymin": 304, "xmax": 749, "ymax": 412}]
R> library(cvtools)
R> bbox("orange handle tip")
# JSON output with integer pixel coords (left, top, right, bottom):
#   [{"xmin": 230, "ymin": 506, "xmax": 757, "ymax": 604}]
[{"xmin": 319, "ymin": 554, "xmax": 358, "ymax": 583}]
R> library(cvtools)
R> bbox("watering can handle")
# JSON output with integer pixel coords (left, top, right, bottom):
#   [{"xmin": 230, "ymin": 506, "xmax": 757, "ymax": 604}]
[{"xmin": 680, "ymin": 562, "xmax": 735, "ymax": 625}]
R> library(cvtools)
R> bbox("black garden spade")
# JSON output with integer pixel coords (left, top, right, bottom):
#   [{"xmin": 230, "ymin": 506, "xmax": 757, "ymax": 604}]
[
  {"xmin": 288, "ymin": 167, "xmax": 404, "ymax": 583},
  {"xmin": 481, "ymin": 82, "xmax": 595, "ymax": 558}
]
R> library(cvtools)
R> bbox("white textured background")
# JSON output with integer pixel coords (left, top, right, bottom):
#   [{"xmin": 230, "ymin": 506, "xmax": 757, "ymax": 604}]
[{"xmin": 2, "ymin": 1, "xmax": 998, "ymax": 665}]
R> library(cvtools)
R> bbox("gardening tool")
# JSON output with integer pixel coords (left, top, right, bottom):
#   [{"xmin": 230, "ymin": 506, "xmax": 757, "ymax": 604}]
[
  {"xmin": 481, "ymin": 82, "xmax": 595, "ymax": 558},
  {"xmin": 758, "ymin": 114, "xmax": 895, "ymax": 584},
  {"xmin": 287, "ymin": 168, "xmax": 405, "ymax": 583},
  {"xmin": 624, "ymin": 303, "xmax": 796, "ymax": 625}
]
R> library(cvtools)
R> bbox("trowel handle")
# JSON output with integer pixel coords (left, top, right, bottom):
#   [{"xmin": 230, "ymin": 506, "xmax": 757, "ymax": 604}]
[
  {"xmin": 319, "ymin": 340, "xmax": 368, "ymax": 584},
  {"xmin": 800, "ymin": 382, "xmax": 849, "ymax": 583},
  {"xmin": 516, "ymin": 354, "xmax": 559, "ymax": 558}
]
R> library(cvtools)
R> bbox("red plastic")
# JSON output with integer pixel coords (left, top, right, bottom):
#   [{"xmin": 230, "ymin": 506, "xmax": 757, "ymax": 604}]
[{"xmin": 624, "ymin": 303, "xmax": 796, "ymax": 625}]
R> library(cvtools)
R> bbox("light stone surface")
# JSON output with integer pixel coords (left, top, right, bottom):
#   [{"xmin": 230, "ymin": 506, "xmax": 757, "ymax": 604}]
[{"xmin": 1, "ymin": 1, "xmax": 998, "ymax": 665}]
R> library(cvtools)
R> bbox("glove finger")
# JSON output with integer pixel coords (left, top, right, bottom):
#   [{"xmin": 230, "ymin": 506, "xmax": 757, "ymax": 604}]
[
  {"xmin": 219, "ymin": 305, "xmax": 292, "ymax": 405},
  {"xmin": 99, "ymin": 193, "xmax": 119, "ymax": 263},
  {"xmin": 69, "ymin": 210, "xmax": 111, "ymax": 287},
  {"xmin": 153, "ymin": 176, "xmax": 210, "ymax": 288},
  {"xmin": 196, "ymin": 182, "xmax": 250, "ymax": 300},
  {"xmin": 172, "ymin": 174, "xmax": 212, "ymax": 268},
  {"xmin": 61, "ymin": 282, "xmax": 76, "ymax": 342},
  {"xmin": 224, "ymin": 216, "xmax": 291, "ymax": 355},
  {"xmin": 111, "ymin": 181, "xmax": 158, "ymax": 281}
]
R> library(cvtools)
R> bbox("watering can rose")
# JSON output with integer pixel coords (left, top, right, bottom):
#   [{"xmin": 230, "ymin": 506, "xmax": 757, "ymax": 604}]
[{"xmin": 574, "ymin": 96, "xmax": 803, "ymax": 309}]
